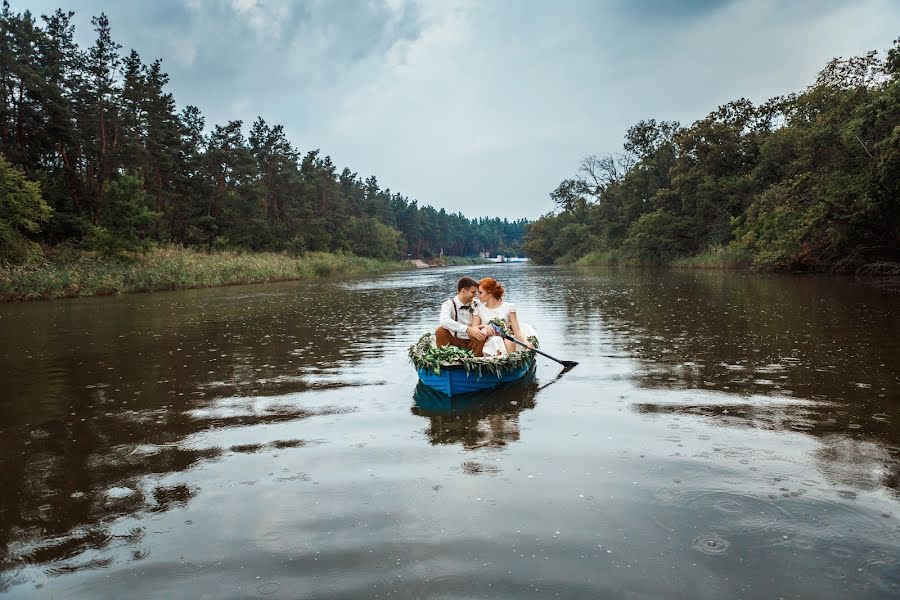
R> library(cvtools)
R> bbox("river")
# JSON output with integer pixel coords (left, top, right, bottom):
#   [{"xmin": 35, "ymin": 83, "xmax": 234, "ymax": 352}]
[{"xmin": 1, "ymin": 265, "xmax": 898, "ymax": 598}]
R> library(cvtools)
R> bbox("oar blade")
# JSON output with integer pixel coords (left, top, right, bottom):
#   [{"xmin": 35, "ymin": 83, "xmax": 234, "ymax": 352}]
[{"xmin": 560, "ymin": 360, "xmax": 579, "ymax": 371}]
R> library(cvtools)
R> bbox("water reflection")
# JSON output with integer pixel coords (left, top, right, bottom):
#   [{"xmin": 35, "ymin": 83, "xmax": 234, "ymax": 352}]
[
  {"xmin": 0, "ymin": 280, "xmax": 401, "ymax": 584},
  {"xmin": 0, "ymin": 394, "xmax": 346, "ymax": 582},
  {"xmin": 0, "ymin": 266, "xmax": 898, "ymax": 598},
  {"xmin": 541, "ymin": 268, "xmax": 900, "ymax": 495},
  {"xmin": 556, "ymin": 269, "xmax": 898, "ymax": 402},
  {"xmin": 411, "ymin": 372, "xmax": 538, "ymax": 451},
  {"xmin": 635, "ymin": 398, "xmax": 900, "ymax": 495},
  {"xmin": 0, "ymin": 281, "xmax": 407, "ymax": 429}
]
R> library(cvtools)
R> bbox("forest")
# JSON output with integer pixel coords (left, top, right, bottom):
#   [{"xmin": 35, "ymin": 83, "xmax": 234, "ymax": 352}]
[
  {"xmin": 0, "ymin": 5, "xmax": 526, "ymax": 266},
  {"xmin": 523, "ymin": 41, "xmax": 899, "ymax": 272}
]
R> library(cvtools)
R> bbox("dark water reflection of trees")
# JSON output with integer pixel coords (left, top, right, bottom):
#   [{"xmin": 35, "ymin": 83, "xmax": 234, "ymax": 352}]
[
  {"xmin": 0, "ymin": 282, "xmax": 404, "ymax": 581},
  {"xmin": 540, "ymin": 268, "xmax": 900, "ymax": 495},
  {"xmin": 1, "ymin": 267, "xmax": 897, "ymax": 594}
]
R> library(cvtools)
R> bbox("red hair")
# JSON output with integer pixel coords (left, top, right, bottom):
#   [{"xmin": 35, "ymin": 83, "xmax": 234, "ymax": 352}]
[{"xmin": 478, "ymin": 277, "xmax": 504, "ymax": 300}]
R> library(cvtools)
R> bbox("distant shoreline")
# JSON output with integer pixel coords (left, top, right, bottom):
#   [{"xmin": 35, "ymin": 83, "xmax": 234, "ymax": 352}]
[{"xmin": 9, "ymin": 248, "xmax": 887, "ymax": 304}]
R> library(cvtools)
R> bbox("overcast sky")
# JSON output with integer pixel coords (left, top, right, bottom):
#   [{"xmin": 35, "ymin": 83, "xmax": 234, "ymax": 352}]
[{"xmin": 22, "ymin": 0, "xmax": 900, "ymax": 220}]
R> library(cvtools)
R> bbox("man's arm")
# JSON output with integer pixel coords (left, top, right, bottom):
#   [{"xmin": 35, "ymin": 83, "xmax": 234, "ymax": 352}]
[{"xmin": 439, "ymin": 301, "xmax": 469, "ymax": 335}]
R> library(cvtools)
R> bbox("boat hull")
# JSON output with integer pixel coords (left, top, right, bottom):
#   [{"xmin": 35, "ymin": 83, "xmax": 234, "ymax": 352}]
[
  {"xmin": 416, "ymin": 359, "xmax": 534, "ymax": 397},
  {"xmin": 413, "ymin": 368, "xmax": 537, "ymax": 414}
]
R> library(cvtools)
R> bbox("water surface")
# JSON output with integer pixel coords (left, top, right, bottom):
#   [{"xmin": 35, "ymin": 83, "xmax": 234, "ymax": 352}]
[{"xmin": 1, "ymin": 266, "xmax": 898, "ymax": 598}]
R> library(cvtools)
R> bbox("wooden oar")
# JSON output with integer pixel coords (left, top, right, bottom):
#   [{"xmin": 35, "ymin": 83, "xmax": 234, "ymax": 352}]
[{"xmin": 500, "ymin": 333, "xmax": 578, "ymax": 371}]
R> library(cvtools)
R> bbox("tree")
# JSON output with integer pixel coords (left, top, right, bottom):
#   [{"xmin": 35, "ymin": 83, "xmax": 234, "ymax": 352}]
[
  {"xmin": 0, "ymin": 9, "xmax": 529, "ymax": 261},
  {"xmin": 343, "ymin": 216, "xmax": 402, "ymax": 259},
  {"xmin": 85, "ymin": 173, "xmax": 159, "ymax": 255},
  {"xmin": 78, "ymin": 13, "xmax": 121, "ymax": 224},
  {"xmin": 0, "ymin": 154, "xmax": 51, "ymax": 263},
  {"xmin": 202, "ymin": 120, "xmax": 256, "ymax": 251},
  {"xmin": 622, "ymin": 210, "xmax": 692, "ymax": 264},
  {"xmin": 527, "ymin": 41, "xmax": 898, "ymax": 270}
]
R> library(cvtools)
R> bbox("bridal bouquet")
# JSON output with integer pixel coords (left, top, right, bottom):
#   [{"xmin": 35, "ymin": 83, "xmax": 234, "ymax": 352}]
[{"xmin": 488, "ymin": 317, "xmax": 509, "ymax": 336}]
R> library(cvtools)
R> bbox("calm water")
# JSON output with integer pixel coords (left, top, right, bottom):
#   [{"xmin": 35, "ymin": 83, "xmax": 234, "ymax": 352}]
[{"xmin": 1, "ymin": 265, "xmax": 898, "ymax": 599}]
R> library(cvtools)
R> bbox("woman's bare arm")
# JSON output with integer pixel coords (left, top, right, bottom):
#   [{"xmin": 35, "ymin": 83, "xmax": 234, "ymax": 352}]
[{"xmin": 508, "ymin": 311, "xmax": 533, "ymax": 349}]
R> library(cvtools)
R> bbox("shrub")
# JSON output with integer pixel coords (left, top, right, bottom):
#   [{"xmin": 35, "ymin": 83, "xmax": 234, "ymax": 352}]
[{"xmin": 0, "ymin": 156, "xmax": 52, "ymax": 264}]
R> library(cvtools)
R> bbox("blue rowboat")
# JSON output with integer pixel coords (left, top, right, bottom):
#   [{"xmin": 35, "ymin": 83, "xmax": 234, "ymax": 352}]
[
  {"xmin": 413, "ymin": 368, "xmax": 537, "ymax": 412},
  {"xmin": 416, "ymin": 356, "xmax": 535, "ymax": 397}
]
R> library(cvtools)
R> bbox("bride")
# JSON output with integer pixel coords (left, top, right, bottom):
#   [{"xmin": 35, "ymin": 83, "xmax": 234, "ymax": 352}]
[{"xmin": 472, "ymin": 277, "xmax": 538, "ymax": 356}]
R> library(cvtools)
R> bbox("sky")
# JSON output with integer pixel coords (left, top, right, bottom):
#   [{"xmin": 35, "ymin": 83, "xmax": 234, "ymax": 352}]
[{"xmin": 21, "ymin": 0, "xmax": 900, "ymax": 220}]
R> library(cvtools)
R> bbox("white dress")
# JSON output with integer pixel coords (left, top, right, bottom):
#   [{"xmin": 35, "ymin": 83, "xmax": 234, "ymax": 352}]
[{"xmin": 475, "ymin": 301, "xmax": 538, "ymax": 356}]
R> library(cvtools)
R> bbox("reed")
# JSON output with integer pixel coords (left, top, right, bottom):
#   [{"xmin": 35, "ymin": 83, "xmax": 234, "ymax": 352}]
[
  {"xmin": 671, "ymin": 246, "xmax": 751, "ymax": 269},
  {"xmin": 574, "ymin": 250, "xmax": 625, "ymax": 266},
  {"xmin": 431, "ymin": 256, "xmax": 491, "ymax": 266},
  {"xmin": 0, "ymin": 247, "xmax": 408, "ymax": 302}
]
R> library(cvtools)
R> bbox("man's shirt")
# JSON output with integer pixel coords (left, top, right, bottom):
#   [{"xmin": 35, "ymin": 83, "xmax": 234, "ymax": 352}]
[{"xmin": 439, "ymin": 296, "xmax": 479, "ymax": 339}]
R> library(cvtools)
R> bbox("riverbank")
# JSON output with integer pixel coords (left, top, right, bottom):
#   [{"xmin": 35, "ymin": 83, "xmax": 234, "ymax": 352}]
[
  {"xmin": 0, "ymin": 247, "xmax": 410, "ymax": 302},
  {"xmin": 407, "ymin": 256, "xmax": 491, "ymax": 269},
  {"xmin": 574, "ymin": 247, "xmax": 750, "ymax": 269},
  {"xmin": 571, "ymin": 250, "xmax": 900, "ymax": 292},
  {"xmin": 572, "ymin": 249, "xmax": 900, "ymax": 281},
  {"xmin": 431, "ymin": 256, "xmax": 491, "ymax": 266}
]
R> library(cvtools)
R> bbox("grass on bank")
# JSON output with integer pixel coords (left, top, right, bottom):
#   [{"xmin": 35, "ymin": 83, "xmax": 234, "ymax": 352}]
[
  {"xmin": 572, "ymin": 246, "xmax": 751, "ymax": 269},
  {"xmin": 0, "ymin": 246, "xmax": 408, "ymax": 302},
  {"xmin": 574, "ymin": 250, "xmax": 625, "ymax": 266},
  {"xmin": 429, "ymin": 256, "xmax": 491, "ymax": 266},
  {"xmin": 670, "ymin": 245, "xmax": 751, "ymax": 269}
]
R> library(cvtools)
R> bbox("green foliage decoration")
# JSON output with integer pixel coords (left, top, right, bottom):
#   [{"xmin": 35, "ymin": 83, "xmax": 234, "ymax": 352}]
[{"xmin": 409, "ymin": 333, "xmax": 538, "ymax": 378}]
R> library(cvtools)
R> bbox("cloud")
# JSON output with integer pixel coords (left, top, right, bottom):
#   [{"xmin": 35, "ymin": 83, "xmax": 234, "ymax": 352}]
[
  {"xmin": 615, "ymin": 0, "xmax": 734, "ymax": 23},
  {"xmin": 18, "ymin": 0, "xmax": 900, "ymax": 219}
]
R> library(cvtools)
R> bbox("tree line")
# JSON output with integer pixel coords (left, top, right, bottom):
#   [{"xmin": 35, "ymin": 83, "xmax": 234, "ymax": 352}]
[
  {"xmin": 0, "ymin": 4, "xmax": 526, "ymax": 264},
  {"xmin": 524, "ymin": 41, "xmax": 899, "ymax": 272}
]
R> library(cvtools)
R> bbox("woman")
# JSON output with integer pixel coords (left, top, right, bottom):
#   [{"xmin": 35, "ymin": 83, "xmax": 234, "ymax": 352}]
[{"xmin": 472, "ymin": 277, "xmax": 537, "ymax": 356}]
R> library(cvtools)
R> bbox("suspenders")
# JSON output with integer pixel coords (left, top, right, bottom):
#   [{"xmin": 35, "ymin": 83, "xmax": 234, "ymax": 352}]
[{"xmin": 449, "ymin": 297, "xmax": 475, "ymax": 339}]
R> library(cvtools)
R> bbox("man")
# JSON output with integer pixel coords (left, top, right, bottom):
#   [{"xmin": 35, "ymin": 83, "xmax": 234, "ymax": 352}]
[{"xmin": 436, "ymin": 276, "xmax": 488, "ymax": 356}]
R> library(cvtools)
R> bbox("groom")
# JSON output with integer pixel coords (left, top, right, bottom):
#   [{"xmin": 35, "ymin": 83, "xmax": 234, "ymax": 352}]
[{"xmin": 436, "ymin": 276, "xmax": 488, "ymax": 356}]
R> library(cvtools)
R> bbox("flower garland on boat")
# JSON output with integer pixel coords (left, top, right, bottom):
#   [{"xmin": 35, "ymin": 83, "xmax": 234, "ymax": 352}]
[{"xmin": 408, "ymin": 333, "xmax": 539, "ymax": 377}]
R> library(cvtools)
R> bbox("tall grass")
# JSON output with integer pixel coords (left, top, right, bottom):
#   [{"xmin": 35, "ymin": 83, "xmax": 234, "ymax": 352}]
[
  {"xmin": 572, "ymin": 246, "xmax": 752, "ymax": 269},
  {"xmin": 574, "ymin": 250, "xmax": 625, "ymax": 266},
  {"xmin": 0, "ymin": 247, "xmax": 408, "ymax": 302},
  {"xmin": 671, "ymin": 245, "xmax": 751, "ymax": 269},
  {"xmin": 431, "ymin": 256, "xmax": 491, "ymax": 266}
]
